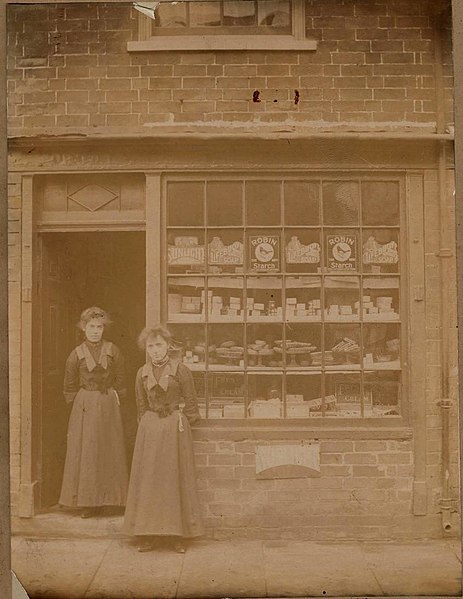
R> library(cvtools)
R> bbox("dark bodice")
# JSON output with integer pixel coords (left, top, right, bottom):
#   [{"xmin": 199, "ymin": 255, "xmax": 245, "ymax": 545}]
[
  {"xmin": 135, "ymin": 360, "xmax": 200, "ymax": 425},
  {"xmin": 63, "ymin": 340, "xmax": 126, "ymax": 403}
]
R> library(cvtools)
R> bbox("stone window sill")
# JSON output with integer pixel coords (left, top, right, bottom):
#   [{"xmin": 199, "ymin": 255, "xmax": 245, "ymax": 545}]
[{"xmin": 127, "ymin": 35, "xmax": 317, "ymax": 52}]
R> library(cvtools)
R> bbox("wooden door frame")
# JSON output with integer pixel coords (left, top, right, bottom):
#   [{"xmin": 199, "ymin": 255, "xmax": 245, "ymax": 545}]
[{"xmin": 18, "ymin": 172, "xmax": 154, "ymax": 517}]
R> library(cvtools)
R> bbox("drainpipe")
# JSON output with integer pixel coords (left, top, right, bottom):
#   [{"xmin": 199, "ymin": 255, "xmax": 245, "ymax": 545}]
[{"xmin": 433, "ymin": 6, "xmax": 458, "ymax": 533}]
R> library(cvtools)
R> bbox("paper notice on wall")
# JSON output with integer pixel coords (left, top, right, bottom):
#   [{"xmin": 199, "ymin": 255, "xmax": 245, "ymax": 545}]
[{"xmin": 256, "ymin": 443, "xmax": 320, "ymax": 479}]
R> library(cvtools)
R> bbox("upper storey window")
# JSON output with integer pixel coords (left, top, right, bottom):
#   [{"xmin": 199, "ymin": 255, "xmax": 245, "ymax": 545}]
[{"xmin": 128, "ymin": 0, "xmax": 317, "ymax": 51}]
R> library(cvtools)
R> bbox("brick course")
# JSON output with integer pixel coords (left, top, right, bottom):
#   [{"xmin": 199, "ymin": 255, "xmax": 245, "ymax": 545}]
[{"xmin": 6, "ymin": 1, "xmax": 453, "ymax": 134}]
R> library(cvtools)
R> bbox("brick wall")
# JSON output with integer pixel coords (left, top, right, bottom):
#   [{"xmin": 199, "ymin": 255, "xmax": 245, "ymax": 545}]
[
  {"xmin": 193, "ymin": 438, "xmax": 443, "ymax": 540},
  {"xmin": 6, "ymin": 1, "xmax": 452, "ymax": 135}
]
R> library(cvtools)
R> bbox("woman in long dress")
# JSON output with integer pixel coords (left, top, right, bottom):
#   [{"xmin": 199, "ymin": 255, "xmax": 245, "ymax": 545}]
[
  {"xmin": 123, "ymin": 325, "xmax": 204, "ymax": 552},
  {"xmin": 59, "ymin": 307, "xmax": 128, "ymax": 518}
]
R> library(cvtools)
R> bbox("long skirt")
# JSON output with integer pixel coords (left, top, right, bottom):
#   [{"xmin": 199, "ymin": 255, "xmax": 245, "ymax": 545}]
[
  {"xmin": 59, "ymin": 388, "xmax": 128, "ymax": 507},
  {"xmin": 123, "ymin": 410, "xmax": 204, "ymax": 538}
]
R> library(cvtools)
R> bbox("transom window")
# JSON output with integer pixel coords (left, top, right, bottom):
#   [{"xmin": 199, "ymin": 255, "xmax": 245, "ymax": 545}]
[{"xmin": 163, "ymin": 176, "xmax": 404, "ymax": 422}]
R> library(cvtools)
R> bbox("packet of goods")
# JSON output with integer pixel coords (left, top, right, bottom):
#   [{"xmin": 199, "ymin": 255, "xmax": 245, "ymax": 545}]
[{"xmin": 332, "ymin": 337, "xmax": 360, "ymax": 353}]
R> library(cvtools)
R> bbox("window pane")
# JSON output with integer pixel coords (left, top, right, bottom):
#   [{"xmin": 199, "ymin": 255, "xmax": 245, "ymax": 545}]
[
  {"xmin": 326, "ymin": 373, "xmax": 362, "ymax": 417},
  {"xmin": 192, "ymin": 372, "xmax": 207, "ymax": 418},
  {"xmin": 362, "ymin": 181, "xmax": 400, "ymax": 226},
  {"xmin": 223, "ymin": 1, "xmax": 256, "ymax": 26},
  {"xmin": 189, "ymin": 1, "xmax": 221, "ymax": 27},
  {"xmin": 363, "ymin": 323, "xmax": 400, "ymax": 370},
  {"xmin": 247, "ymin": 323, "xmax": 283, "ymax": 369},
  {"xmin": 285, "ymin": 276, "xmax": 321, "ymax": 322},
  {"xmin": 284, "ymin": 181, "xmax": 320, "ymax": 226},
  {"xmin": 362, "ymin": 229, "xmax": 399, "ymax": 274},
  {"xmin": 248, "ymin": 373, "xmax": 283, "ymax": 418},
  {"xmin": 207, "ymin": 181, "xmax": 243, "ymax": 226},
  {"xmin": 323, "ymin": 181, "xmax": 359, "ymax": 226},
  {"xmin": 362, "ymin": 277, "xmax": 400, "ymax": 321},
  {"xmin": 324, "ymin": 276, "xmax": 360, "ymax": 322},
  {"xmin": 325, "ymin": 324, "xmax": 361, "ymax": 370},
  {"xmin": 258, "ymin": 0, "xmax": 291, "ymax": 27},
  {"xmin": 169, "ymin": 324, "xmax": 206, "ymax": 370},
  {"xmin": 325, "ymin": 229, "xmax": 359, "ymax": 272},
  {"xmin": 209, "ymin": 324, "xmax": 244, "ymax": 371},
  {"xmin": 284, "ymin": 324, "xmax": 322, "ymax": 369},
  {"xmin": 364, "ymin": 371, "xmax": 401, "ymax": 417},
  {"xmin": 155, "ymin": 2, "xmax": 187, "ymax": 27},
  {"xmin": 208, "ymin": 373, "xmax": 245, "ymax": 419},
  {"xmin": 167, "ymin": 230, "xmax": 205, "ymax": 274},
  {"xmin": 246, "ymin": 181, "xmax": 281, "ymax": 226},
  {"xmin": 167, "ymin": 181, "xmax": 204, "ymax": 226},
  {"xmin": 285, "ymin": 229, "xmax": 321, "ymax": 274},
  {"xmin": 208, "ymin": 230, "xmax": 244, "ymax": 274},
  {"xmin": 286, "ymin": 374, "xmax": 321, "ymax": 418},
  {"xmin": 247, "ymin": 230, "xmax": 281, "ymax": 273},
  {"xmin": 167, "ymin": 277, "xmax": 205, "ymax": 322},
  {"xmin": 247, "ymin": 276, "xmax": 283, "ymax": 322},
  {"xmin": 208, "ymin": 276, "xmax": 244, "ymax": 322}
]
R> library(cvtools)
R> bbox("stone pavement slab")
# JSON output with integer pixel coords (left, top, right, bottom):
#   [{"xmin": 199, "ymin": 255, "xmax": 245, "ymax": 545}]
[
  {"xmin": 361, "ymin": 540, "xmax": 462, "ymax": 596},
  {"xmin": 262, "ymin": 540, "xmax": 382, "ymax": 597},
  {"xmin": 10, "ymin": 536, "xmax": 462, "ymax": 598},
  {"xmin": 12, "ymin": 537, "xmax": 111, "ymax": 599},
  {"xmin": 176, "ymin": 539, "xmax": 266, "ymax": 598},
  {"xmin": 84, "ymin": 539, "xmax": 184, "ymax": 599}
]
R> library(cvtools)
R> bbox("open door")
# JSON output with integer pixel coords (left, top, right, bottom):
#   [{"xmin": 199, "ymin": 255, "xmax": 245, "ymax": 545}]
[{"xmin": 38, "ymin": 232, "xmax": 146, "ymax": 510}]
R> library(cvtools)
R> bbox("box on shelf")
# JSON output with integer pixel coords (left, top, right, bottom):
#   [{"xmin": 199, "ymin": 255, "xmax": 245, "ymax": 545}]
[
  {"xmin": 249, "ymin": 399, "xmax": 281, "ymax": 418},
  {"xmin": 223, "ymin": 404, "xmax": 244, "ymax": 418},
  {"xmin": 287, "ymin": 403, "xmax": 310, "ymax": 418}
]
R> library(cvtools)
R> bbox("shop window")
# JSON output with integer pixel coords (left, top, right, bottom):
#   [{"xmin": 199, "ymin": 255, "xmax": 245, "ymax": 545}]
[
  {"xmin": 128, "ymin": 0, "xmax": 317, "ymax": 51},
  {"xmin": 165, "ymin": 177, "xmax": 403, "ymax": 422}
]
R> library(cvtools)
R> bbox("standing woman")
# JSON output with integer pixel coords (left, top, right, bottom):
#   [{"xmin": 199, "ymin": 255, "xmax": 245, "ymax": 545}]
[
  {"xmin": 123, "ymin": 325, "xmax": 204, "ymax": 552},
  {"xmin": 60, "ymin": 307, "xmax": 128, "ymax": 518}
]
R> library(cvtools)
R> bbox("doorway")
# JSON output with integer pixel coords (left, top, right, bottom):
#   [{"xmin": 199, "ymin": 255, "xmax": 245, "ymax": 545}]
[{"xmin": 37, "ymin": 231, "xmax": 146, "ymax": 510}]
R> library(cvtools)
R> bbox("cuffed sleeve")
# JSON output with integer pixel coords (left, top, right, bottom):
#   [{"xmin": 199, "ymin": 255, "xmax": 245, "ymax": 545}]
[
  {"xmin": 177, "ymin": 364, "xmax": 201, "ymax": 425},
  {"xmin": 63, "ymin": 350, "xmax": 80, "ymax": 404},
  {"xmin": 135, "ymin": 368, "xmax": 149, "ymax": 423}
]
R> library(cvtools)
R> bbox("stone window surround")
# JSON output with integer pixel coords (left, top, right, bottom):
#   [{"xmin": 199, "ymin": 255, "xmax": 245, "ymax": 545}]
[{"xmin": 128, "ymin": 0, "xmax": 317, "ymax": 52}]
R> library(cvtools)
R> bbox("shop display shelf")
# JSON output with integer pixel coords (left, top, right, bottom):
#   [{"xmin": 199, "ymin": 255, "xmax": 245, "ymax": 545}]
[
  {"xmin": 184, "ymin": 363, "xmax": 206, "ymax": 371},
  {"xmin": 247, "ymin": 316, "xmax": 283, "ymax": 323},
  {"xmin": 324, "ymin": 316, "xmax": 360, "ymax": 322},
  {"xmin": 363, "ymin": 360, "xmax": 401, "ymax": 370},
  {"xmin": 324, "ymin": 364, "xmax": 362, "ymax": 371},
  {"xmin": 285, "ymin": 316, "xmax": 321, "ymax": 322},
  {"xmin": 208, "ymin": 316, "xmax": 244, "ymax": 323},
  {"xmin": 168, "ymin": 314, "xmax": 206, "ymax": 323},
  {"xmin": 208, "ymin": 364, "xmax": 244, "ymax": 372}
]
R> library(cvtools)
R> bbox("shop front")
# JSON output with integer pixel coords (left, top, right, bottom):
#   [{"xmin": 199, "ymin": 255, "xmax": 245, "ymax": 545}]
[{"xmin": 8, "ymin": 133, "xmax": 458, "ymax": 540}]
